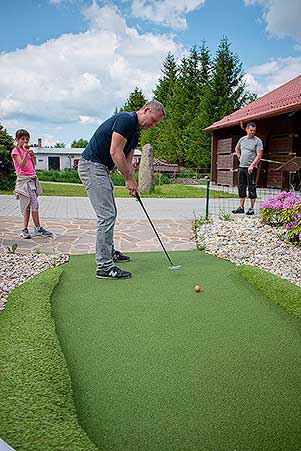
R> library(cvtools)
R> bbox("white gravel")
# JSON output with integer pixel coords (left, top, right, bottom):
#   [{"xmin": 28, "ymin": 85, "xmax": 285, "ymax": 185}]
[
  {"xmin": 0, "ymin": 251, "xmax": 69, "ymax": 311},
  {"xmin": 196, "ymin": 216, "xmax": 301, "ymax": 287}
]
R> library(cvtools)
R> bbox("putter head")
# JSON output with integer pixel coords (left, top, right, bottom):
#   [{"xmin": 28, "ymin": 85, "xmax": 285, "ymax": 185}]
[{"xmin": 168, "ymin": 265, "xmax": 182, "ymax": 270}]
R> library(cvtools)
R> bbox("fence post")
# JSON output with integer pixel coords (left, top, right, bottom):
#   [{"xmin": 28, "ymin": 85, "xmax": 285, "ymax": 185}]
[{"xmin": 205, "ymin": 180, "xmax": 210, "ymax": 220}]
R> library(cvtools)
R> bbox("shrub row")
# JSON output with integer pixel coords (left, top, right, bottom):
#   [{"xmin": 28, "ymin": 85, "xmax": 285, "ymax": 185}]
[
  {"xmin": 36, "ymin": 169, "xmax": 170, "ymax": 186},
  {"xmin": 36, "ymin": 169, "xmax": 80, "ymax": 183}
]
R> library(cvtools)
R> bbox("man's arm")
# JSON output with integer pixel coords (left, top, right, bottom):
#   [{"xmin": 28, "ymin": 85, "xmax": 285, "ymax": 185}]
[
  {"xmin": 248, "ymin": 149, "xmax": 263, "ymax": 173},
  {"xmin": 110, "ymin": 132, "xmax": 138, "ymax": 196},
  {"xmin": 235, "ymin": 144, "xmax": 241, "ymax": 160},
  {"xmin": 126, "ymin": 148, "xmax": 135, "ymax": 175}
]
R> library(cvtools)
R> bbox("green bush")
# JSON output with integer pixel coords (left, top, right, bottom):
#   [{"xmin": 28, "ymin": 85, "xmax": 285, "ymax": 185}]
[
  {"xmin": 177, "ymin": 168, "xmax": 197, "ymax": 178},
  {"xmin": 111, "ymin": 171, "xmax": 125, "ymax": 186},
  {"xmin": 0, "ymin": 126, "xmax": 15, "ymax": 191},
  {"xmin": 154, "ymin": 173, "xmax": 170, "ymax": 185},
  {"xmin": 36, "ymin": 169, "xmax": 80, "ymax": 183},
  {"xmin": 36, "ymin": 169, "xmax": 170, "ymax": 187}
]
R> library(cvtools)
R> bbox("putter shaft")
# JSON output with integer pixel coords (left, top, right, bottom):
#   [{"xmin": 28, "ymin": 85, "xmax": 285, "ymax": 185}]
[{"xmin": 135, "ymin": 193, "xmax": 175, "ymax": 267}]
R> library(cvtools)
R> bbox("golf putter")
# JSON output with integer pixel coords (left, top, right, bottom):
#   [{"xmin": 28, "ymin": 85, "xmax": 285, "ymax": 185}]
[{"xmin": 135, "ymin": 193, "xmax": 182, "ymax": 270}]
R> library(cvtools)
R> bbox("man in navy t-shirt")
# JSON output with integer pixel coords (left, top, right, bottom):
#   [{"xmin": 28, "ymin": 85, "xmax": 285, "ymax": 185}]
[{"xmin": 78, "ymin": 100, "xmax": 165, "ymax": 279}]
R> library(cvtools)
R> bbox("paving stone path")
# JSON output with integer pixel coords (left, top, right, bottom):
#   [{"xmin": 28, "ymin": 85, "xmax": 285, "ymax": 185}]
[{"xmin": 0, "ymin": 195, "xmax": 196, "ymax": 254}]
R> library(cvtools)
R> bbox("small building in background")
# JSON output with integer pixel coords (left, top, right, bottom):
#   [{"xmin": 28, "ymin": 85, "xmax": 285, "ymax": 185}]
[
  {"xmin": 34, "ymin": 147, "xmax": 83, "ymax": 171},
  {"xmin": 153, "ymin": 159, "xmax": 180, "ymax": 177},
  {"xmin": 132, "ymin": 149, "xmax": 141, "ymax": 169},
  {"xmin": 205, "ymin": 75, "xmax": 301, "ymax": 189}
]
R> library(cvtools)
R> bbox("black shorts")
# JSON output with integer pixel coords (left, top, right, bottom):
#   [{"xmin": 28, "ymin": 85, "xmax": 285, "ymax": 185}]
[{"xmin": 238, "ymin": 167, "xmax": 257, "ymax": 199}]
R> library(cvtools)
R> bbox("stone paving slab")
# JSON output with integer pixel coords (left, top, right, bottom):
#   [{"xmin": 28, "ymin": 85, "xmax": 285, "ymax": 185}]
[
  {"xmin": 0, "ymin": 216, "xmax": 195, "ymax": 255},
  {"xmin": 1, "ymin": 190, "xmax": 276, "ymax": 256},
  {"xmin": 0, "ymin": 195, "xmax": 206, "ymax": 220},
  {"xmin": 0, "ymin": 194, "xmax": 197, "ymax": 255},
  {"xmin": 0, "ymin": 193, "xmax": 277, "ymax": 223}
]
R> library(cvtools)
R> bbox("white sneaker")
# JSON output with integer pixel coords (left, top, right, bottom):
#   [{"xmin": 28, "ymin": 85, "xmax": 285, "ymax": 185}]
[
  {"xmin": 33, "ymin": 226, "xmax": 53, "ymax": 237},
  {"xmin": 20, "ymin": 228, "xmax": 31, "ymax": 239}
]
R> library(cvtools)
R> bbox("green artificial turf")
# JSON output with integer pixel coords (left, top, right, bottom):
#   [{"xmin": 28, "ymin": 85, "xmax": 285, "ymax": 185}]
[
  {"xmin": 237, "ymin": 264, "xmax": 301, "ymax": 319},
  {"xmin": 51, "ymin": 251, "xmax": 301, "ymax": 451},
  {"xmin": 0, "ymin": 267, "xmax": 100, "ymax": 451}
]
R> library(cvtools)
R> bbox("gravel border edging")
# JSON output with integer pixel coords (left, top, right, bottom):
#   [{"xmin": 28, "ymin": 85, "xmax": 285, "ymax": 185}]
[
  {"xmin": 0, "ymin": 251, "xmax": 69, "ymax": 311},
  {"xmin": 196, "ymin": 216, "xmax": 301, "ymax": 287}
]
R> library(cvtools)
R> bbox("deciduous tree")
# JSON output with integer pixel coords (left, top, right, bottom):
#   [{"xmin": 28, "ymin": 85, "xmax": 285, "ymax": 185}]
[
  {"xmin": 0, "ymin": 125, "xmax": 15, "ymax": 191},
  {"xmin": 71, "ymin": 138, "xmax": 88, "ymax": 148}
]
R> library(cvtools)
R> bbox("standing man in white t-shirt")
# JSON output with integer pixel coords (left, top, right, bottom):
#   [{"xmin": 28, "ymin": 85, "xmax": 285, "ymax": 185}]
[{"xmin": 232, "ymin": 122, "xmax": 263, "ymax": 216}]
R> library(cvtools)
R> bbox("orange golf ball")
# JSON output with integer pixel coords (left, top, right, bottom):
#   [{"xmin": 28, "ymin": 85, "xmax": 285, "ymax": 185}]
[{"xmin": 194, "ymin": 285, "xmax": 201, "ymax": 292}]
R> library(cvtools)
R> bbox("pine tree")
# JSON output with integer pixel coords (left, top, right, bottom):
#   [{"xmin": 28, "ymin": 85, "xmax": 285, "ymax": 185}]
[
  {"xmin": 153, "ymin": 52, "xmax": 178, "ymax": 105},
  {"xmin": 156, "ymin": 46, "xmax": 209, "ymax": 165},
  {"xmin": 0, "ymin": 125, "xmax": 15, "ymax": 191},
  {"xmin": 120, "ymin": 87, "xmax": 147, "ymax": 112},
  {"xmin": 141, "ymin": 39, "xmax": 255, "ymax": 168},
  {"xmin": 199, "ymin": 40, "xmax": 211, "ymax": 87},
  {"xmin": 140, "ymin": 52, "xmax": 178, "ymax": 156},
  {"xmin": 202, "ymin": 36, "xmax": 254, "ymax": 124},
  {"xmin": 193, "ymin": 36, "xmax": 256, "ymax": 168},
  {"xmin": 181, "ymin": 42, "xmax": 212, "ymax": 167}
]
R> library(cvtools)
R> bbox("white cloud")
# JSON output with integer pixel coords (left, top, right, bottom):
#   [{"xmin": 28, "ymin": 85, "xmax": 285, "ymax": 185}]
[
  {"xmin": 244, "ymin": 0, "xmax": 301, "ymax": 41},
  {"xmin": 79, "ymin": 115, "xmax": 100, "ymax": 125},
  {"xmin": 294, "ymin": 43, "xmax": 301, "ymax": 52},
  {"xmin": 131, "ymin": 0, "xmax": 206, "ymax": 30},
  {"xmin": 245, "ymin": 56, "xmax": 301, "ymax": 95},
  {"xmin": 0, "ymin": 3, "xmax": 178, "ymax": 142}
]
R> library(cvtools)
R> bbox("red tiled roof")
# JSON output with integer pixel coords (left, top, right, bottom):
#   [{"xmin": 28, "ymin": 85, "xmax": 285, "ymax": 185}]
[{"xmin": 204, "ymin": 75, "xmax": 301, "ymax": 131}]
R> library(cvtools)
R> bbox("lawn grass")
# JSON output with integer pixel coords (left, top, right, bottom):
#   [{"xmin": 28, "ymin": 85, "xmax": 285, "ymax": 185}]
[
  {"xmin": 0, "ymin": 182, "xmax": 237, "ymax": 198},
  {"xmin": 0, "ymin": 267, "xmax": 100, "ymax": 451},
  {"xmin": 51, "ymin": 251, "xmax": 301, "ymax": 451}
]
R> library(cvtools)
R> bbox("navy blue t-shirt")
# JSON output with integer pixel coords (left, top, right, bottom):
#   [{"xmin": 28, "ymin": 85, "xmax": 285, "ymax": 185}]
[{"xmin": 81, "ymin": 112, "xmax": 140, "ymax": 170}]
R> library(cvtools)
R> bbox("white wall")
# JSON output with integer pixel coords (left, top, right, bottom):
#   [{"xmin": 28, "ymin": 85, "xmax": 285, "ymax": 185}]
[
  {"xmin": 34, "ymin": 153, "xmax": 81, "ymax": 170},
  {"xmin": 60, "ymin": 155, "xmax": 73, "ymax": 170},
  {"xmin": 35, "ymin": 155, "xmax": 47, "ymax": 170}
]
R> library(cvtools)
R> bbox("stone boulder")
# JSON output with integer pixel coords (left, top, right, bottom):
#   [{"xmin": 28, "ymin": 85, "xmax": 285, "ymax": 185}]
[{"xmin": 138, "ymin": 144, "xmax": 155, "ymax": 193}]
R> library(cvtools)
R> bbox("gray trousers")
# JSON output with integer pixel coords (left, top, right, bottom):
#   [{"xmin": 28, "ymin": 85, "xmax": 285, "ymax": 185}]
[{"xmin": 78, "ymin": 159, "xmax": 117, "ymax": 270}]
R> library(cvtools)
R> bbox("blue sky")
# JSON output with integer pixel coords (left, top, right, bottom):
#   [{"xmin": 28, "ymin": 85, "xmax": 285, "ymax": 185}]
[{"xmin": 1, "ymin": 0, "xmax": 301, "ymax": 146}]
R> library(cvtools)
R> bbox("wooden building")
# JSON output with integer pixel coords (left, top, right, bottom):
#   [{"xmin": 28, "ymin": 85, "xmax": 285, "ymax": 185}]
[
  {"xmin": 204, "ymin": 75, "xmax": 301, "ymax": 189},
  {"xmin": 153, "ymin": 159, "xmax": 180, "ymax": 177}
]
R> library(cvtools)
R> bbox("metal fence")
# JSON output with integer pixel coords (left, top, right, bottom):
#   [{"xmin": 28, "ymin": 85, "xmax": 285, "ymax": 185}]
[{"xmin": 197, "ymin": 181, "xmax": 301, "ymax": 220}]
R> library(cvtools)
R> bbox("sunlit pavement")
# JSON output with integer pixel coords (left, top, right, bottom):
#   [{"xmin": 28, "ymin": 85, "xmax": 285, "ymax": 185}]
[{"xmin": 0, "ymin": 195, "xmax": 196, "ymax": 254}]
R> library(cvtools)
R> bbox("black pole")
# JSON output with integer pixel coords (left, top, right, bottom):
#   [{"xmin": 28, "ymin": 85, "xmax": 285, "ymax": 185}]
[
  {"xmin": 135, "ymin": 193, "xmax": 175, "ymax": 267},
  {"xmin": 205, "ymin": 180, "xmax": 210, "ymax": 220}
]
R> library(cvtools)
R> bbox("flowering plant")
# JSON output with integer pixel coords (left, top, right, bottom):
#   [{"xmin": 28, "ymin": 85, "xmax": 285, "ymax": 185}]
[{"xmin": 259, "ymin": 191, "xmax": 301, "ymax": 245}]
